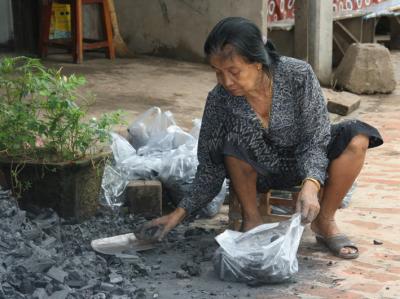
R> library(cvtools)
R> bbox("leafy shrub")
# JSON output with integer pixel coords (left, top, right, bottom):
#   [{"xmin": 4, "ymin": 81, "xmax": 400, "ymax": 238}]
[{"xmin": 0, "ymin": 56, "xmax": 122, "ymax": 162}]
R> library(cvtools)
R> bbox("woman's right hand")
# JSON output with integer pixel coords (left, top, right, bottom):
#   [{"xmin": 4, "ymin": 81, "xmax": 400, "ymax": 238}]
[{"xmin": 135, "ymin": 207, "xmax": 187, "ymax": 242}]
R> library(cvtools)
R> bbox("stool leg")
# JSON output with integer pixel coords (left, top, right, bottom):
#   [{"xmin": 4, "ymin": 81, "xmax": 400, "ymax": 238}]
[
  {"xmin": 102, "ymin": 0, "xmax": 115, "ymax": 59},
  {"xmin": 38, "ymin": 2, "xmax": 52, "ymax": 58},
  {"xmin": 73, "ymin": 0, "xmax": 83, "ymax": 64}
]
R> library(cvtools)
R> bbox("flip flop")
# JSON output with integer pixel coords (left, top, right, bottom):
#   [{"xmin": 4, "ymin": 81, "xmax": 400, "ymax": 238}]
[{"xmin": 316, "ymin": 234, "xmax": 359, "ymax": 259}]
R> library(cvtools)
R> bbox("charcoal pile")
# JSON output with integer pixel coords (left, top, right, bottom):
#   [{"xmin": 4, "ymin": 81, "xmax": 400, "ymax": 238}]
[{"xmin": 0, "ymin": 188, "xmax": 152, "ymax": 299}]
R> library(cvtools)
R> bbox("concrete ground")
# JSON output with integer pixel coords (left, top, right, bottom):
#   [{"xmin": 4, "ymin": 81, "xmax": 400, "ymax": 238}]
[{"xmin": 35, "ymin": 51, "xmax": 400, "ymax": 298}]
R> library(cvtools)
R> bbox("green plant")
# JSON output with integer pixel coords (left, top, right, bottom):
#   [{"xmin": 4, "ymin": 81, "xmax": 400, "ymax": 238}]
[
  {"xmin": 0, "ymin": 56, "xmax": 122, "ymax": 161},
  {"xmin": 0, "ymin": 56, "xmax": 123, "ymax": 196}
]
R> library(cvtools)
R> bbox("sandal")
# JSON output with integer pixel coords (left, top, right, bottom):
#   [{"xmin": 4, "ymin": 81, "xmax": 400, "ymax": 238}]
[{"xmin": 316, "ymin": 234, "xmax": 359, "ymax": 259}]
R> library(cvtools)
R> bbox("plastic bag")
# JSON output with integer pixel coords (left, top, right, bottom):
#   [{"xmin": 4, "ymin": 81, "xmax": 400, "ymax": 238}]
[
  {"xmin": 138, "ymin": 125, "xmax": 195, "ymax": 156},
  {"xmin": 213, "ymin": 214, "xmax": 304, "ymax": 285},
  {"xmin": 200, "ymin": 179, "xmax": 227, "ymax": 218},
  {"xmin": 102, "ymin": 108, "xmax": 226, "ymax": 216},
  {"xmin": 101, "ymin": 133, "xmax": 161, "ymax": 207},
  {"xmin": 127, "ymin": 107, "xmax": 176, "ymax": 150}
]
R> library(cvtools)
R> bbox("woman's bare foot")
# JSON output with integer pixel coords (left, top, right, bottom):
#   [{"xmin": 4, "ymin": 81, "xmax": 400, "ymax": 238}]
[{"xmin": 311, "ymin": 215, "xmax": 357, "ymax": 256}]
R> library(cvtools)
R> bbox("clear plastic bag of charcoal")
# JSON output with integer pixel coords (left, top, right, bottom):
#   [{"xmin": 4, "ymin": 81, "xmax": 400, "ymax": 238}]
[{"xmin": 213, "ymin": 213, "xmax": 304, "ymax": 285}]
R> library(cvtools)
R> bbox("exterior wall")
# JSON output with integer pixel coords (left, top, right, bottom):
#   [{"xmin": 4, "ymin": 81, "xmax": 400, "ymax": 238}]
[
  {"xmin": 268, "ymin": 29, "xmax": 294, "ymax": 57},
  {"xmin": 0, "ymin": 0, "xmax": 13, "ymax": 45},
  {"xmin": 114, "ymin": 0, "xmax": 268, "ymax": 62}
]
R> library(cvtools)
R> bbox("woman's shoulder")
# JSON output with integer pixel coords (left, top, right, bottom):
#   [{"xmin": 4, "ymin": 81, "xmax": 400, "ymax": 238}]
[
  {"xmin": 208, "ymin": 84, "xmax": 230, "ymax": 99},
  {"xmin": 275, "ymin": 56, "xmax": 313, "ymax": 76}
]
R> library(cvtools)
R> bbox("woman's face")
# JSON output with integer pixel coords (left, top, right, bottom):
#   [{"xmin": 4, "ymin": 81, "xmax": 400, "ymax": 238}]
[{"xmin": 209, "ymin": 45, "xmax": 262, "ymax": 97}]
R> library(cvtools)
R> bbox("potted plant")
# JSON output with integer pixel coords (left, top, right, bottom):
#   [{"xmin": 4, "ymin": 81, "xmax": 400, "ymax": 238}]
[{"xmin": 0, "ymin": 56, "xmax": 122, "ymax": 221}]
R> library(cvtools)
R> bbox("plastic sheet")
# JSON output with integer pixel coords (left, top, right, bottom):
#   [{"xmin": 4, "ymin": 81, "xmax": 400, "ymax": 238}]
[
  {"xmin": 101, "ymin": 107, "xmax": 226, "ymax": 215},
  {"xmin": 213, "ymin": 214, "xmax": 304, "ymax": 285}
]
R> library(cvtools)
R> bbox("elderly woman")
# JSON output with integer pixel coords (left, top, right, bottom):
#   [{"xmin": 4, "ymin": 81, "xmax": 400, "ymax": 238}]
[{"xmin": 140, "ymin": 17, "xmax": 383, "ymax": 259}]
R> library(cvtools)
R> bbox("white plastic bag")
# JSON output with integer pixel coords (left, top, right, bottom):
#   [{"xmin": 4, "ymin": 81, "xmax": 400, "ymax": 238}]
[
  {"xmin": 127, "ymin": 107, "xmax": 176, "ymax": 150},
  {"xmin": 138, "ymin": 125, "xmax": 195, "ymax": 156},
  {"xmin": 102, "ymin": 108, "xmax": 226, "ymax": 216},
  {"xmin": 101, "ymin": 133, "xmax": 161, "ymax": 207},
  {"xmin": 213, "ymin": 214, "xmax": 304, "ymax": 285}
]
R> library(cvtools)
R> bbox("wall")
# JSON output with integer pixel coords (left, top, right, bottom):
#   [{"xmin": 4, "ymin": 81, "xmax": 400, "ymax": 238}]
[
  {"xmin": 0, "ymin": 0, "xmax": 13, "ymax": 45},
  {"xmin": 114, "ymin": 0, "xmax": 268, "ymax": 62}
]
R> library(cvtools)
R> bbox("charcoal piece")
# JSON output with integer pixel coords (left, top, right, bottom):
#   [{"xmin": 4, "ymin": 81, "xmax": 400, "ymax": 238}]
[
  {"xmin": 67, "ymin": 270, "xmax": 84, "ymax": 281},
  {"xmin": 184, "ymin": 227, "xmax": 209, "ymax": 237},
  {"xmin": 33, "ymin": 276, "xmax": 51, "ymax": 288},
  {"xmin": 134, "ymin": 224, "xmax": 164, "ymax": 241},
  {"xmin": 0, "ymin": 240, "xmax": 11, "ymax": 249},
  {"xmin": 78, "ymin": 279, "xmax": 98, "ymax": 291},
  {"xmin": 22, "ymin": 228, "xmax": 42, "ymax": 240},
  {"xmin": 66, "ymin": 279, "xmax": 87, "ymax": 288},
  {"xmin": 115, "ymin": 253, "xmax": 140, "ymax": 261},
  {"xmin": 151, "ymin": 264, "xmax": 160, "ymax": 270},
  {"xmin": 46, "ymin": 266, "xmax": 68, "ymax": 283},
  {"xmin": 181, "ymin": 262, "xmax": 201, "ymax": 276},
  {"xmin": 11, "ymin": 243, "xmax": 32, "ymax": 257},
  {"xmin": 41, "ymin": 237, "xmax": 58, "ymax": 248},
  {"xmin": 48, "ymin": 289, "xmax": 69, "ymax": 299},
  {"xmin": 100, "ymin": 282, "xmax": 116, "ymax": 292},
  {"xmin": 176, "ymin": 270, "xmax": 190, "ymax": 279},
  {"xmin": 6, "ymin": 272, "xmax": 22, "ymax": 290},
  {"xmin": 134, "ymin": 288, "xmax": 147, "ymax": 299},
  {"xmin": 18, "ymin": 277, "xmax": 34, "ymax": 294},
  {"xmin": 0, "ymin": 282, "xmax": 25, "ymax": 299},
  {"xmin": 0, "ymin": 264, "xmax": 6, "ymax": 273},
  {"xmin": 109, "ymin": 273, "xmax": 123, "ymax": 284},
  {"xmin": 45, "ymin": 283, "xmax": 53, "ymax": 295},
  {"xmin": 3, "ymin": 255, "xmax": 15, "ymax": 268},
  {"xmin": 32, "ymin": 288, "xmax": 48, "ymax": 299},
  {"xmin": 19, "ymin": 256, "xmax": 55, "ymax": 273},
  {"xmin": 92, "ymin": 293, "xmax": 106, "ymax": 299}
]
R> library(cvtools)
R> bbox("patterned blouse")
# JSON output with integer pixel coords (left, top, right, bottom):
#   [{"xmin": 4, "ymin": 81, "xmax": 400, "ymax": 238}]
[{"xmin": 178, "ymin": 56, "xmax": 331, "ymax": 215}]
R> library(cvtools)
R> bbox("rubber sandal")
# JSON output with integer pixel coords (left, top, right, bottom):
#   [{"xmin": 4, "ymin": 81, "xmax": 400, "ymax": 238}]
[{"xmin": 316, "ymin": 234, "xmax": 359, "ymax": 259}]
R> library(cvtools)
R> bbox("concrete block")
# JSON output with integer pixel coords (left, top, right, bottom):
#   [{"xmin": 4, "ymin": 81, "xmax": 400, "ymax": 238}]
[
  {"xmin": 325, "ymin": 90, "xmax": 361, "ymax": 116},
  {"xmin": 333, "ymin": 43, "xmax": 396, "ymax": 94},
  {"xmin": 126, "ymin": 180, "xmax": 162, "ymax": 217}
]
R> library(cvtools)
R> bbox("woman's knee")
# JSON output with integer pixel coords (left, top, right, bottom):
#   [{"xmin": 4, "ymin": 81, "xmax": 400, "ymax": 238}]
[{"xmin": 345, "ymin": 134, "xmax": 369, "ymax": 156}]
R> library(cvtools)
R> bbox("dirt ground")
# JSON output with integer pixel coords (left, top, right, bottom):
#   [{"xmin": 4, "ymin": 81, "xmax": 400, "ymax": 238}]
[{"xmin": 9, "ymin": 50, "xmax": 400, "ymax": 298}]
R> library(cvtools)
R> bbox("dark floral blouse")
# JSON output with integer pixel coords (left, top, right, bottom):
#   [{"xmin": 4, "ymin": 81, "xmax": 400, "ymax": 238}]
[{"xmin": 178, "ymin": 56, "xmax": 331, "ymax": 215}]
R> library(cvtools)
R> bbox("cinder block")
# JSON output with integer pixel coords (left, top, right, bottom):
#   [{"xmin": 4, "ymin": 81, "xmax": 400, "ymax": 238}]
[
  {"xmin": 326, "ymin": 90, "xmax": 361, "ymax": 116},
  {"xmin": 333, "ymin": 43, "xmax": 396, "ymax": 94},
  {"xmin": 126, "ymin": 180, "xmax": 162, "ymax": 217}
]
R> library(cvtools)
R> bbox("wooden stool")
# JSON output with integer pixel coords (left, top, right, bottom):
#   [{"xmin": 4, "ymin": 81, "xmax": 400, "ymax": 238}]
[
  {"xmin": 39, "ymin": 0, "xmax": 115, "ymax": 63},
  {"xmin": 228, "ymin": 186, "xmax": 300, "ymax": 231}
]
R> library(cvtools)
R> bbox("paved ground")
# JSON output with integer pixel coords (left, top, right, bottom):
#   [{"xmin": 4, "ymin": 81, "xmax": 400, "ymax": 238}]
[{"xmin": 29, "ymin": 51, "xmax": 400, "ymax": 298}]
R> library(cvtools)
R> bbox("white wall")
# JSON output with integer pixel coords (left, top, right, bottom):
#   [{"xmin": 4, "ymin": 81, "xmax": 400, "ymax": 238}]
[{"xmin": 114, "ymin": 0, "xmax": 268, "ymax": 62}]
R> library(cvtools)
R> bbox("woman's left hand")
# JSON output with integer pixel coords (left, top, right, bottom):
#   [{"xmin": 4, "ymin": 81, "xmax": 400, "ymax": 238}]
[{"xmin": 296, "ymin": 181, "xmax": 320, "ymax": 223}]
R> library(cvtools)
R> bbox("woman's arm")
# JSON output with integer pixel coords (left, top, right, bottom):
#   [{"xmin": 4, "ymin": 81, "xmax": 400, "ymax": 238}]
[
  {"xmin": 294, "ymin": 63, "xmax": 330, "ymax": 223},
  {"xmin": 178, "ymin": 93, "xmax": 227, "ymax": 214},
  {"xmin": 295, "ymin": 63, "xmax": 331, "ymax": 185},
  {"xmin": 136, "ymin": 92, "xmax": 227, "ymax": 240}
]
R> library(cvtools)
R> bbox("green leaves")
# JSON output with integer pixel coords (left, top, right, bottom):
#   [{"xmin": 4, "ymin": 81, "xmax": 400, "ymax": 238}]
[{"xmin": 0, "ymin": 56, "xmax": 123, "ymax": 162}]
